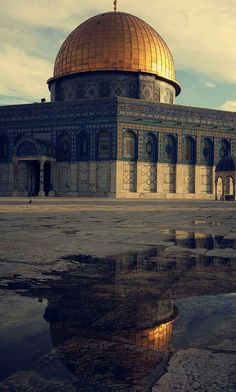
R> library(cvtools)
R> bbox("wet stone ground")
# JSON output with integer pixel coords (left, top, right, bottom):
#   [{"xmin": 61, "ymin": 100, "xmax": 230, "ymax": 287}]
[{"xmin": 0, "ymin": 198, "xmax": 235, "ymax": 391}]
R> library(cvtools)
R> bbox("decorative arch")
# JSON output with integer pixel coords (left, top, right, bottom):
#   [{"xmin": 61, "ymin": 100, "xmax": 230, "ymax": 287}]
[
  {"xmin": 183, "ymin": 136, "xmax": 196, "ymax": 164},
  {"xmin": 143, "ymin": 133, "xmax": 157, "ymax": 162},
  {"xmin": 220, "ymin": 139, "xmax": 230, "ymax": 159},
  {"xmin": 15, "ymin": 140, "xmax": 38, "ymax": 157},
  {"xmin": 0, "ymin": 135, "xmax": 9, "ymax": 160},
  {"xmin": 202, "ymin": 138, "xmax": 214, "ymax": 165},
  {"xmin": 97, "ymin": 131, "xmax": 111, "ymax": 160},
  {"xmin": 78, "ymin": 131, "xmax": 90, "ymax": 160},
  {"xmin": 164, "ymin": 134, "xmax": 177, "ymax": 163},
  {"xmin": 57, "ymin": 132, "xmax": 71, "ymax": 161},
  {"xmin": 123, "ymin": 130, "xmax": 137, "ymax": 161}
]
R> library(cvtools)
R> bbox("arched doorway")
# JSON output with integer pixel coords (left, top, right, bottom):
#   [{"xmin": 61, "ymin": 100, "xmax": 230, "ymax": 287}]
[
  {"xmin": 18, "ymin": 160, "xmax": 51, "ymax": 197},
  {"xmin": 215, "ymin": 155, "xmax": 236, "ymax": 200}
]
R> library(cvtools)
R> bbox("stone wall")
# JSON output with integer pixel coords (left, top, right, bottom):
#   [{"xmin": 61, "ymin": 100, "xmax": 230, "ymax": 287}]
[
  {"xmin": 0, "ymin": 159, "xmax": 224, "ymax": 200},
  {"xmin": 116, "ymin": 161, "xmax": 215, "ymax": 199},
  {"xmin": 54, "ymin": 162, "xmax": 113, "ymax": 196},
  {"xmin": 0, "ymin": 163, "xmax": 11, "ymax": 196}
]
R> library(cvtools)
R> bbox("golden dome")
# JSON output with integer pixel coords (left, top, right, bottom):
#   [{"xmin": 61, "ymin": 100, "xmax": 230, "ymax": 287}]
[{"xmin": 53, "ymin": 12, "xmax": 180, "ymax": 95}]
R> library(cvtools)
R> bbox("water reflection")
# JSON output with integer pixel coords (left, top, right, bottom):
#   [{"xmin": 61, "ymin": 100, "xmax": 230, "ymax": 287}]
[
  {"xmin": 44, "ymin": 259, "xmax": 178, "ymax": 391},
  {"xmin": 42, "ymin": 231, "xmax": 236, "ymax": 391},
  {"xmin": 0, "ymin": 230, "xmax": 235, "ymax": 391},
  {"xmin": 161, "ymin": 229, "xmax": 236, "ymax": 250},
  {"xmin": 62, "ymin": 241, "xmax": 235, "ymax": 278}
]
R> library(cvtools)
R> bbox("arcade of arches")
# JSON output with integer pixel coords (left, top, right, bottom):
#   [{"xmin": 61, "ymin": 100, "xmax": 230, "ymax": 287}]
[{"xmin": 0, "ymin": 133, "xmax": 235, "ymax": 200}]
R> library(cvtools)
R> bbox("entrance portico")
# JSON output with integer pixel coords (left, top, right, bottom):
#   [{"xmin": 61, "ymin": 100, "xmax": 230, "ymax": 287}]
[{"xmin": 12, "ymin": 139, "xmax": 55, "ymax": 197}]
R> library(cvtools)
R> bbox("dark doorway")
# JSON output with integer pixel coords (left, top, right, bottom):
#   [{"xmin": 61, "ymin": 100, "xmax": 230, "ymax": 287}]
[
  {"xmin": 44, "ymin": 162, "xmax": 51, "ymax": 196},
  {"xmin": 28, "ymin": 161, "xmax": 40, "ymax": 196}
]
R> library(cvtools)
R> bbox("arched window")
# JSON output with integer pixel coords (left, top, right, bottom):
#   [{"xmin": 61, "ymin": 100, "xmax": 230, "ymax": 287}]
[
  {"xmin": 220, "ymin": 139, "xmax": 230, "ymax": 158},
  {"xmin": 0, "ymin": 135, "xmax": 9, "ymax": 160},
  {"xmin": 183, "ymin": 136, "xmax": 196, "ymax": 164},
  {"xmin": 78, "ymin": 132, "xmax": 90, "ymax": 160},
  {"xmin": 97, "ymin": 131, "xmax": 111, "ymax": 160},
  {"xmin": 202, "ymin": 138, "xmax": 214, "ymax": 165},
  {"xmin": 164, "ymin": 134, "xmax": 177, "ymax": 163},
  {"xmin": 57, "ymin": 133, "xmax": 71, "ymax": 161},
  {"xmin": 123, "ymin": 131, "xmax": 137, "ymax": 160},
  {"xmin": 143, "ymin": 133, "xmax": 157, "ymax": 162}
]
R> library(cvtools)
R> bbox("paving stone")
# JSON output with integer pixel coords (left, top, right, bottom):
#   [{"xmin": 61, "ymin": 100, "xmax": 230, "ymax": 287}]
[{"xmin": 153, "ymin": 349, "xmax": 236, "ymax": 392}]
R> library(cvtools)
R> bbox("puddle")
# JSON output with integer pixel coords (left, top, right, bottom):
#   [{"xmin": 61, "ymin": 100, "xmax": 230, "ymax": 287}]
[
  {"xmin": 161, "ymin": 229, "xmax": 236, "ymax": 250},
  {"xmin": 0, "ymin": 232, "xmax": 236, "ymax": 391},
  {"xmin": 0, "ymin": 295, "xmax": 51, "ymax": 381}
]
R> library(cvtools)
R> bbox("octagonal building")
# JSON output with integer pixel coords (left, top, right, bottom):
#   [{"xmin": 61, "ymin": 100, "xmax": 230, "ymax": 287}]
[{"xmin": 0, "ymin": 8, "xmax": 236, "ymax": 199}]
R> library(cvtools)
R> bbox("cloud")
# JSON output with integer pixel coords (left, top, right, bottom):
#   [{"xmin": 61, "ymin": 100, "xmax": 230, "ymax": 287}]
[
  {"xmin": 0, "ymin": 43, "xmax": 51, "ymax": 105},
  {"xmin": 200, "ymin": 80, "xmax": 216, "ymax": 89},
  {"xmin": 220, "ymin": 100, "xmax": 236, "ymax": 112},
  {"xmin": 0, "ymin": 0, "xmax": 236, "ymax": 104}
]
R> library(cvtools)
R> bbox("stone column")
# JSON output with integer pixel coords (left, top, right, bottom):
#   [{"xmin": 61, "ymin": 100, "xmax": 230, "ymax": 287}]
[
  {"xmin": 215, "ymin": 179, "xmax": 217, "ymax": 200},
  {"xmin": 222, "ymin": 175, "xmax": 225, "ymax": 200},
  {"xmin": 38, "ymin": 160, "xmax": 45, "ymax": 197},
  {"xmin": 212, "ymin": 166, "xmax": 216, "ymax": 196}
]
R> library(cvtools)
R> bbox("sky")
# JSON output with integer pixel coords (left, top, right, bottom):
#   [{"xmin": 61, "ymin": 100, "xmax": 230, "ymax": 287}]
[{"xmin": 0, "ymin": 0, "xmax": 236, "ymax": 111}]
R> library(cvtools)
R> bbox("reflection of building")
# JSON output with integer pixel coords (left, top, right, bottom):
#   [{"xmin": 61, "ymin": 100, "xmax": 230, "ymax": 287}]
[
  {"xmin": 46, "ymin": 296, "xmax": 177, "ymax": 391},
  {"xmin": 47, "ymin": 299, "xmax": 177, "ymax": 350},
  {"xmin": 44, "ymin": 249, "xmax": 180, "ymax": 390},
  {"xmin": 0, "ymin": 7, "xmax": 236, "ymax": 198}
]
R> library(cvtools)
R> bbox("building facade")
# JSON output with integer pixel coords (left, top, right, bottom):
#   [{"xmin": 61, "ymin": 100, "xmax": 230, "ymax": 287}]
[{"xmin": 0, "ymin": 11, "xmax": 236, "ymax": 199}]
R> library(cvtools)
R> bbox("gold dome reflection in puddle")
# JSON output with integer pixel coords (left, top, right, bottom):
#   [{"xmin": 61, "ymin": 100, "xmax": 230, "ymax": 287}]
[
  {"xmin": 126, "ymin": 317, "xmax": 176, "ymax": 351},
  {"xmin": 43, "ymin": 242, "xmax": 235, "ymax": 390},
  {"xmin": 45, "ymin": 291, "xmax": 178, "ymax": 390}
]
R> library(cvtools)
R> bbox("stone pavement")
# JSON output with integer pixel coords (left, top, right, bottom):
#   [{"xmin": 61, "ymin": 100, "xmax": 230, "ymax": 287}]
[
  {"xmin": 0, "ymin": 198, "xmax": 235, "ymax": 275},
  {"xmin": 0, "ymin": 198, "xmax": 235, "ymax": 391}
]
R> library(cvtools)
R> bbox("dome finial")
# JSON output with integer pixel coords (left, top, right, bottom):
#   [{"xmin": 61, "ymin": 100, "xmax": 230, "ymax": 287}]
[{"xmin": 113, "ymin": 0, "xmax": 117, "ymax": 12}]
